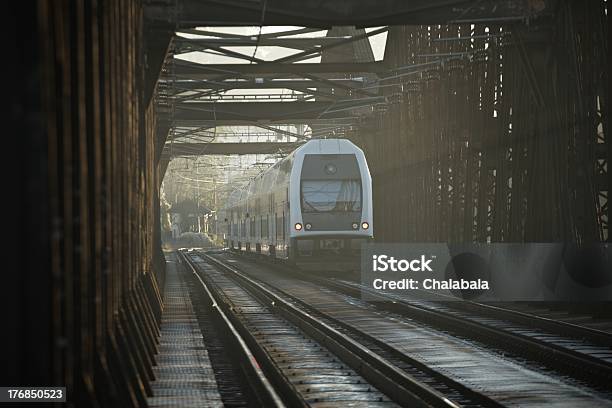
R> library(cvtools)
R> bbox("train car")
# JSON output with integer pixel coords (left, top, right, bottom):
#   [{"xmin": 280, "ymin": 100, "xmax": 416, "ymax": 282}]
[{"xmin": 219, "ymin": 138, "xmax": 373, "ymax": 266}]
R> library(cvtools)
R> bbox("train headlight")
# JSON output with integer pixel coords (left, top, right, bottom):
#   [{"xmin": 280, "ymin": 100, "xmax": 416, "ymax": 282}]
[
  {"xmin": 305, "ymin": 223, "xmax": 312, "ymax": 230},
  {"xmin": 352, "ymin": 222, "xmax": 359, "ymax": 230},
  {"xmin": 294, "ymin": 223, "xmax": 303, "ymax": 231},
  {"xmin": 324, "ymin": 163, "xmax": 337, "ymax": 175},
  {"xmin": 361, "ymin": 222, "xmax": 369, "ymax": 230}
]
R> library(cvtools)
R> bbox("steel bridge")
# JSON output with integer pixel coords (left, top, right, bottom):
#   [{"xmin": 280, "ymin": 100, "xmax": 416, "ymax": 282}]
[{"xmin": 7, "ymin": 1, "xmax": 609, "ymax": 407}]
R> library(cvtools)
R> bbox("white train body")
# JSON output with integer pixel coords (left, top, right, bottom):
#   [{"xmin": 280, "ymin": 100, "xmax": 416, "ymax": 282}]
[{"xmin": 219, "ymin": 139, "xmax": 373, "ymax": 261}]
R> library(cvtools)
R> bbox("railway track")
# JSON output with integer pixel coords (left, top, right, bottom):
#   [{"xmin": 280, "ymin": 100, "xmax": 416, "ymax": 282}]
[
  {"xmin": 479, "ymin": 301, "xmax": 612, "ymax": 340},
  {"xmin": 205, "ymin": 250, "xmax": 612, "ymax": 407},
  {"xmin": 310, "ymin": 277, "xmax": 612, "ymax": 389},
  {"xmin": 180, "ymin": 249, "xmax": 502, "ymax": 407},
  {"xmin": 226, "ymin": 251, "xmax": 612, "ymax": 385},
  {"xmin": 178, "ymin": 251, "xmax": 285, "ymax": 407}
]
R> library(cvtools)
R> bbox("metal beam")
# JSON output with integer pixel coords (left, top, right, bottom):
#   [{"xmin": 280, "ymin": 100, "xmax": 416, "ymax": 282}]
[
  {"xmin": 174, "ymin": 101, "xmax": 338, "ymax": 121},
  {"xmin": 144, "ymin": 0, "xmax": 552, "ymax": 27},
  {"xmin": 272, "ymin": 26, "xmax": 387, "ymax": 64},
  {"xmin": 162, "ymin": 141, "xmax": 303, "ymax": 156},
  {"xmin": 175, "ymin": 37, "xmax": 354, "ymax": 50},
  {"xmin": 174, "ymin": 61, "xmax": 387, "ymax": 76},
  {"xmin": 174, "ymin": 99, "xmax": 384, "ymax": 122},
  {"xmin": 173, "ymin": 118, "xmax": 358, "ymax": 127},
  {"xmin": 170, "ymin": 27, "xmax": 386, "ymax": 103},
  {"xmin": 169, "ymin": 78, "xmax": 367, "ymax": 91},
  {"xmin": 144, "ymin": 29, "xmax": 173, "ymax": 107},
  {"xmin": 258, "ymin": 27, "xmax": 324, "ymax": 38},
  {"xmin": 176, "ymin": 27, "xmax": 323, "ymax": 39}
]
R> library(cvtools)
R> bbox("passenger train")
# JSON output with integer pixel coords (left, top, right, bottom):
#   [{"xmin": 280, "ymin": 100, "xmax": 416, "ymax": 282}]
[{"xmin": 218, "ymin": 138, "xmax": 373, "ymax": 264}]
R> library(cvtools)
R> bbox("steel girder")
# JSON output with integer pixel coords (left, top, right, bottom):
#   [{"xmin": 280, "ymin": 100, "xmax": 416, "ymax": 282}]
[
  {"xmin": 173, "ymin": 61, "xmax": 387, "ymax": 77},
  {"xmin": 145, "ymin": 0, "xmax": 555, "ymax": 28},
  {"xmin": 161, "ymin": 141, "xmax": 303, "ymax": 157}
]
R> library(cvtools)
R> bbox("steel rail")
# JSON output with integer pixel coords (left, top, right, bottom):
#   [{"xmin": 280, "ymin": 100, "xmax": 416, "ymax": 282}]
[
  {"xmin": 447, "ymin": 301, "xmax": 612, "ymax": 348},
  {"xmin": 321, "ymin": 272, "xmax": 612, "ymax": 348},
  {"xmin": 178, "ymin": 250, "xmax": 287, "ymax": 408},
  {"xmin": 197, "ymin": 252, "xmax": 497, "ymax": 408},
  {"xmin": 306, "ymin": 276, "xmax": 612, "ymax": 389},
  {"xmin": 205, "ymin": 252, "xmax": 513, "ymax": 408}
]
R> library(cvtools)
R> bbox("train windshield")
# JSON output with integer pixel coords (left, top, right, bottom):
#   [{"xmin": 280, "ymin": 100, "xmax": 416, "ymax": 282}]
[{"xmin": 301, "ymin": 179, "xmax": 362, "ymax": 213}]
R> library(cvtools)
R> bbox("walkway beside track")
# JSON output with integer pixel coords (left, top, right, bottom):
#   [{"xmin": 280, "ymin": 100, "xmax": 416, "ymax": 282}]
[{"xmin": 148, "ymin": 252, "xmax": 223, "ymax": 408}]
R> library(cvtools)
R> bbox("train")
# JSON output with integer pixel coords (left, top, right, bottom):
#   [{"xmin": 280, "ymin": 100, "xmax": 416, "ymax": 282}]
[{"xmin": 217, "ymin": 138, "xmax": 373, "ymax": 266}]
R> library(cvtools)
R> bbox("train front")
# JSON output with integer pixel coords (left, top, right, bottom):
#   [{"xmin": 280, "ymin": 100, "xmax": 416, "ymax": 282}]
[{"xmin": 288, "ymin": 139, "xmax": 373, "ymax": 269}]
